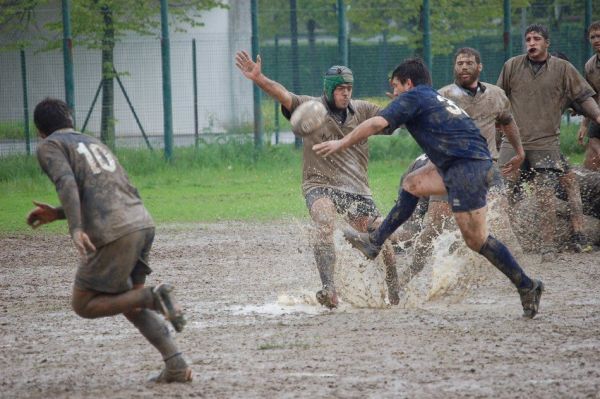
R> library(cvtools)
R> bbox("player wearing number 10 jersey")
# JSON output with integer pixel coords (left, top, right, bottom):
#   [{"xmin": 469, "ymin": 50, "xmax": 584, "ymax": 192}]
[{"xmin": 27, "ymin": 98, "xmax": 192, "ymax": 383}]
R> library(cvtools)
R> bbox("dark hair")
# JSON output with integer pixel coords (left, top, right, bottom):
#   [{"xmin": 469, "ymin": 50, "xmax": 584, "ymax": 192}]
[
  {"xmin": 525, "ymin": 24, "xmax": 549, "ymax": 40},
  {"xmin": 391, "ymin": 58, "xmax": 432, "ymax": 87},
  {"xmin": 454, "ymin": 47, "xmax": 481, "ymax": 64},
  {"xmin": 589, "ymin": 21, "xmax": 600, "ymax": 35},
  {"xmin": 33, "ymin": 97, "xmax": 74, "ymax": 135}
]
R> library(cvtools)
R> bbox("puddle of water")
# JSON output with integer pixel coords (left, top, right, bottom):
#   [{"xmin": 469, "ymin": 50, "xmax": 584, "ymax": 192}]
[{"xmin": 229, "ymin": 292, "xmax": 325, "ymax": 316}]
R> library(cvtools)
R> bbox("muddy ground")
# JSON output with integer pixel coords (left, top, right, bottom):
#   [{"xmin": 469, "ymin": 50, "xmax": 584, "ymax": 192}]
[{"xmin": 1, "ymin": 220, "xmax": 599, "ymax": 399}]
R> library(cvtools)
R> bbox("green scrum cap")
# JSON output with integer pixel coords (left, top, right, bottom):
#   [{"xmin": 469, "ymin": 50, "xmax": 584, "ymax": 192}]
[{"xmin": 323, "ymin": 66, "xmax": 354, "ymax": 103}]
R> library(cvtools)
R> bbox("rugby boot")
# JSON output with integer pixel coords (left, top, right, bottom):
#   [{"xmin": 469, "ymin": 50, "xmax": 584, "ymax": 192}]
[
  {"xmin": 518, "ymin": 279, "xmax": 544, "ymax": 319},
  {"xmin": 316, "ymin": 285, "xmax": 339, "ymax": 309},
  {"xmin": 149, "ymin": 367, "xmax": 192, "ymax": 383},
  {"xmin": 152, "ymin": 283, "xmax": 186, "ymax": 332},
  {"xmin": 570, "ymin": 232, "xmax": 593, "ymax": 253},
  {"xmin": 343, "ymin": 228, "xmax": 382, "ymax": 260}
]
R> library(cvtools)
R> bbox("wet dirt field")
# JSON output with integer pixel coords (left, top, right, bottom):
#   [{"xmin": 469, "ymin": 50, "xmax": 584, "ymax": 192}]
[{"xmin": 1, "ymin": 221, "xmax": 599, "ymax": 398}]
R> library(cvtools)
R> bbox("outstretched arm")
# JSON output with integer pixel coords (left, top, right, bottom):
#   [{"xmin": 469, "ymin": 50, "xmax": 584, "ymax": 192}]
[
  {"xmin": 235, "ymin": 50, "xmax": 293, "ymax": 111},
  {"xmin": 312, "ymin": 116, "xmax": 389, "ymax": 157}
]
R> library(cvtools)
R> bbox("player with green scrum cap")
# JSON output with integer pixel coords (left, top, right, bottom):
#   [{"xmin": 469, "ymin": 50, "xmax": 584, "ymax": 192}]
[{"xmin": 235, "ymin": 50, "xmax": 399, "ymax": 308}]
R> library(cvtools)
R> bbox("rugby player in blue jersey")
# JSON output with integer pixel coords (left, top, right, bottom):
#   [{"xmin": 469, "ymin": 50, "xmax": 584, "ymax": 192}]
[{"xmin": 313, "ymin": 58, "xmax": 544, "ymax": 318}]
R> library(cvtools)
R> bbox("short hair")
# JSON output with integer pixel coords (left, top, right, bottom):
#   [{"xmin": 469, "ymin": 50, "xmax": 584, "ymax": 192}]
[
  {"xmin": 454, "ymin": 47, "xmax": 481, "ymax": 64},
  {"xmin": 391, "ymin": 58, "xmax": 432, "ymax": 87},
  {"xmin": 525, "ymin": 24, "xmax": 549, "ymax": 40},
  {"xmin": 589, "ymin": 21, "xmax": 600, "ymax": 35},
  {"xmin": 33, "ymin": 97, "xmax": 74, "ymax": 135}
]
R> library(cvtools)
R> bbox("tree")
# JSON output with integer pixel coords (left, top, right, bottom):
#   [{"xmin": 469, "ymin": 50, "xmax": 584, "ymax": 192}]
[{"xmin": 0, "ymin": 0, "xmax": 226, "ymax": 148}]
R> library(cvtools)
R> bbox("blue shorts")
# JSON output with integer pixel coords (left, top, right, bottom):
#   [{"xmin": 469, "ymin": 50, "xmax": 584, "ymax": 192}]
[{"xmin": 440, "ymin": 159, "xmax": 492, "ymax": 212}]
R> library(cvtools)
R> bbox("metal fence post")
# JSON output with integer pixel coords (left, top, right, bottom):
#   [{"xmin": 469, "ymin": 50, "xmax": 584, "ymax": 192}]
[
  {"xmin": 422, "ymin": 0, "xmax": 431, "ymax": 72},
  {"xmin": 337, "ymin": 0, "xmax": 348, "ymax": 66},
  {"xmin": 160, "ymin": 0, "xmax": 173, "ymax": 161},
  {"xmin": 290, "ymin": 0, "xmax": 302, "ymax": 149},
  {"xmin": 504, "ymin": 0, "xmax": 512, "ymax": 61},
  {"xmin": 193, "ymin": 39, "xmax": 199, "ymax": 149},
  {"xmin": 20, "ymin": 48, "xmax": 31, "ymax": 155},
  {"xmin": 62, "ymin": 0, "xmax": 75, "ymax": 125},
  {"xmin": 251, "ymin": 0, "xmax": 263, "ymax": 149}
]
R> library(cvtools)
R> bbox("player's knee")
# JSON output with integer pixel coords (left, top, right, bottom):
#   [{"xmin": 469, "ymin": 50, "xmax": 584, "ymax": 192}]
[
  {"xmin": 71, "ymin": 297, "xmax": 96, "ymax": 319},
  {"xmin": 462, "ymin": 232, "xmax": 486, "ymax": 252}
]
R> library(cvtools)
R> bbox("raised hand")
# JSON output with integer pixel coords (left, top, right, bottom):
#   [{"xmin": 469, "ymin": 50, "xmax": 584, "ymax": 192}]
[{"xmin": 235, "ymin": 50, "xmax": 262, "ymax": 80}]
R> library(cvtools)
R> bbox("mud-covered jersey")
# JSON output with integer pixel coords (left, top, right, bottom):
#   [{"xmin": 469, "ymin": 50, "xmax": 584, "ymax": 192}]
[
  {"xmin": 497, "ymin": 54, "xmax": 596, "ymax": 150},
  {"xmin": 584, "ymin": 54, "xmax": 600, "ymax": 103},
  {"xmin": 283, "ymin": 94, "xmax": 381, "ymax": 196},
  {"xmin": 36, "ymin": 129, "xmax": 154, "ymax": 247},
  {"xmin": 438, "ymin": 82, "xmax": 512, "ymax": 160},
  {"xmin": 379, "ymin": 84, "xmax": 490, "ymax": 170}
]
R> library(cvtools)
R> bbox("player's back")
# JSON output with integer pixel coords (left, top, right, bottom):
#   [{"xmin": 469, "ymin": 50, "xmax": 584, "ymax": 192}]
[
  {"xmin": 381, "ymin": 85, "xmax": 490, "ymax": 169},
  {"xmin": 37, "ymin": 130, "xmax": 154, "ymax": 246}
]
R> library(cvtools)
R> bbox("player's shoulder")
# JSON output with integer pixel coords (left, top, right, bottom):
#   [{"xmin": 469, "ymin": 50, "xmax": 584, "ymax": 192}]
[
  {"xmin": 584, "ymin": 55, "xmax": 599, "ymax": 72},
  {"xmin": 480, "ymin": 82, "xmax": 507, "ymax": 96},
  {"xmin": 504, "ymin": 54, "xmax": 527, "ymax": 68},
  {"xmin": 437, "ymin": 83, "xmax": 461, "ymax": 98}
]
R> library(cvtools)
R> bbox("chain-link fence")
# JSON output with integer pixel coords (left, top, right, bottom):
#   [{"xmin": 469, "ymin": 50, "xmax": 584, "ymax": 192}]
[{"xmin": 0, "ymin": 1, "xmax": 598, "ymax": 157}]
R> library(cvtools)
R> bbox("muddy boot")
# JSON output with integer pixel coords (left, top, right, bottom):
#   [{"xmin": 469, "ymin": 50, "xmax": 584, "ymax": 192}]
[
  {"xmin": 570, "ymin": 232, "xmax": 592, "ymax": 253},
  {"xmin": 518, "ymin": 279, "xmax": 544, "ymax": 319},
  {"xmin": 316, "ymin": 285, "xmax": 339, "ymax": 309},
  {"xmin": 152, "ymin": 284, "xmax": 186, "ymax": 333},
  {"xmin": 149, "ymin": 367, "xmax": 192, "ymax": 383},
  {"xmin": 343, "ymin": 228, "xmax": 381, "ymax": 260}
]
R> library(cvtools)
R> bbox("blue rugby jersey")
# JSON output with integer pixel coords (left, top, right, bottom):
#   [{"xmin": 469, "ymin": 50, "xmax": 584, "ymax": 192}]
[{"xmin": 379, "ymin": 85, "xmax": 491, "ymax": 170}]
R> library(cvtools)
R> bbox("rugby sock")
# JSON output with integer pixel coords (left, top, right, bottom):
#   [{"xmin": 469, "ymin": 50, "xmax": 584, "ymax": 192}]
[
  {"xmin": 127, "ymin": 309, "xmax": 181, "ymax": 361},
  {"xmin": 314, "ymin": 243, "xmax": 336, "ymax": 288},
  {"xmin": 371, "ymin": 190, "xmax": 419, "ymax": 246},
  {"xmin": 478, "ymin": 235, "xmax": 533, "ymax": 290}
]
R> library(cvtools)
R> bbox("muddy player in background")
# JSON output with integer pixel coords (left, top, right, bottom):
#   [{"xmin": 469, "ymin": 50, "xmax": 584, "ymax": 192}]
[
  {"xmin": 497, "ymin": 23, "xmax": 600, "ymax": 261},
  {"xmin": 234, "ymin": 50, "xmax": 399, "ymax": 308},
  {"xmin": 314, "ymin": 58, "xmax": 544, "ymax": 318},
  {"xmin": 580, "ymin": 21, "xmax": 600, "ymax": 170},
  {"xmin": 27, "ymin": 98, "xmax": 191, "ymax": 383}
]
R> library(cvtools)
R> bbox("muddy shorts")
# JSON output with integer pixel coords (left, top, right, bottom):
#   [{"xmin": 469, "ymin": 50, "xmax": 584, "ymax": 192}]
[
  {"xmin": 499, "ymin": 147, "xmax": 564, "ymax": 173},
  {"xmin": 75, "ymin": 227, "xmax": 155, "ymax": 294},
  {"xmin": 588, "ymin": 121, "xmax": 600, "ymax": 140},
  {"xmin": 438, "ymin": 159, "xmax": 492, "ymax": 212},
  {"xmin": 305, "ymin": 187, "xmax": 380, "ymax": 219},
  {"xmin": 430, "ymin": 162, "xmax": 503, "ymax": 203}
]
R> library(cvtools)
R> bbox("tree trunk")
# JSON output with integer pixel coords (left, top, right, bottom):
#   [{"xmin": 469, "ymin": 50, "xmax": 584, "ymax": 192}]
[{"xmin": 100, "ymin": 5, "xmax": 115, "ymax": 149}]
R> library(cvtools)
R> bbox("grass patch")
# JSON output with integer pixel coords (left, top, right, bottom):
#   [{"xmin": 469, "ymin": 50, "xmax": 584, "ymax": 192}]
[{"xmin": 0, "ymin": 123, "xmax": 586, "ymax": 235}]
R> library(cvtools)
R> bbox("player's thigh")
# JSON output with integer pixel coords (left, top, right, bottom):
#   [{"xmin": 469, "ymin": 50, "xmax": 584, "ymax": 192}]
[
  {"xmin": 453, "ymin": 206, "xmax": 489, "ymax": 251},
  {"xmin": 443, "ymin": 159, "xmax": 492, "ymax": 213},
  {"xmin": 402, "ymin": 162, "xmax": 446, "ymax": 197}
]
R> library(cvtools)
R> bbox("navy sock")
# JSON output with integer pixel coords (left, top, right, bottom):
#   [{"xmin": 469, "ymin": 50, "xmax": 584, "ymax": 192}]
[
  {"xmin": 371, "ymin": 190, "xmax": 419, "ymax": 246},
  {"xmin": 479, "ymin": 235, "xmax": 533, "ymax": 290}
]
